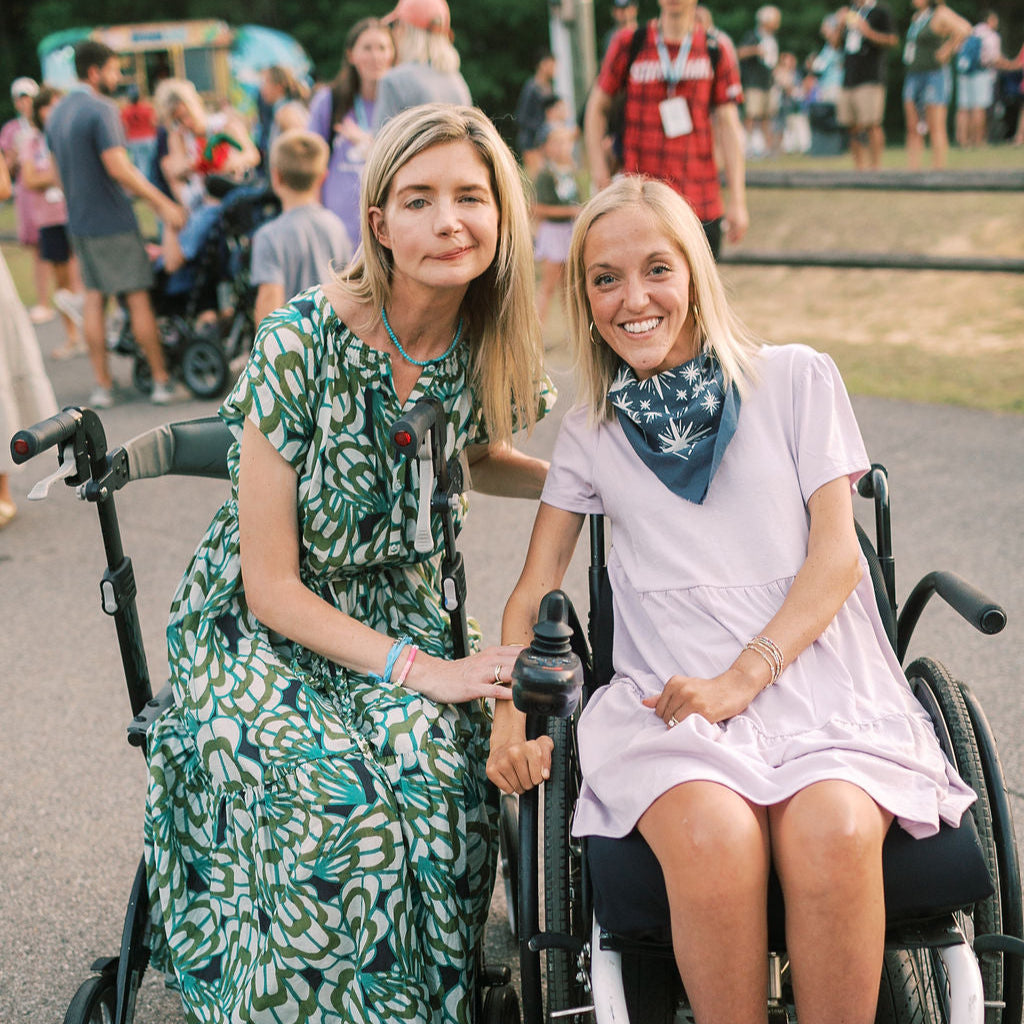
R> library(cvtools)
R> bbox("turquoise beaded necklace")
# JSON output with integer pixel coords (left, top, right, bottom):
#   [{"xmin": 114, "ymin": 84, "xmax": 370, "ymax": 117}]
[{"xmin": 381, "ymin": 306, "xmax": 464, "ymax": 367}]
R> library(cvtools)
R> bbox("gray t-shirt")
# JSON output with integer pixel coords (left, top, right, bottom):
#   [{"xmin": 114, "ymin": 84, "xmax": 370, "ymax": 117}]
[
  {"xmin": 373, "ymin": 64, "xmax": 473, "ymax": 130},
  {"xmin": 45, "ymin": 87, "xmax": 138, "ymax": 238},
  {"xmin": 250, "ymin": 204, "xmax": 352, "ymax": 301}
]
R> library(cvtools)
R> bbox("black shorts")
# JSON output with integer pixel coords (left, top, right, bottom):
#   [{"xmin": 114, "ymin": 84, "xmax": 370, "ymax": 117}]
[{"xmin": 38, "ymin": 224, "xmax": 72, "ymax": 264}]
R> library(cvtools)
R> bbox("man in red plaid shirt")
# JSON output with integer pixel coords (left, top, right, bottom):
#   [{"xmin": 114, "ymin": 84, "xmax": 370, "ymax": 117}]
[{"xmin": 584, "ymin": 0, "xmax": 748, "ymax": 257}]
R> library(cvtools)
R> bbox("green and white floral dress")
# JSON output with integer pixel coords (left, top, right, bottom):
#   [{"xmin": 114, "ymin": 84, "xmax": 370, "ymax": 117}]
[{"xmin": 144, "ymin": 286, "xmax": 554, "ymax": 1024}]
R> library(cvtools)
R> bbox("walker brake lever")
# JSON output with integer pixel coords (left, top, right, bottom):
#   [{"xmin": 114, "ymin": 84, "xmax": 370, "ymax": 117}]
[
  {"xmin": 27, "ymin": 441, "xmax": 78, "ymax": 500},
  {"xmin": 415, "ymin": 443, "xmax": 434, "ymax": 554}
]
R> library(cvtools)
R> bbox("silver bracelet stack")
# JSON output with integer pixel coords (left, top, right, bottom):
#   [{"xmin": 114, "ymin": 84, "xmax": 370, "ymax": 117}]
[{"xmin": 744, "ymin": 635, "xmax": 784, "ymax": 687}]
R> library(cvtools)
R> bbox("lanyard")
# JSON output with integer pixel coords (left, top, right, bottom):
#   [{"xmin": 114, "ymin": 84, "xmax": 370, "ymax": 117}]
[
  {"xmin": 655, "ymin": 27, "xmax": 694, "ymax": 97},
  {"xmin": 353, "ymin": 97, "xmax": 371, "ymax": 132},
  {"xmin": 908, "ymin": 9, "xmax": 932, "ymax": 44}
]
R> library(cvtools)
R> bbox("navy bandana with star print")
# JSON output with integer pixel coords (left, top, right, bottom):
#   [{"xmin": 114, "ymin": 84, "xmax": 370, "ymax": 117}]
[{"xmin": 608, "ymin": 353, "xmax": 741, "ymax": 504}]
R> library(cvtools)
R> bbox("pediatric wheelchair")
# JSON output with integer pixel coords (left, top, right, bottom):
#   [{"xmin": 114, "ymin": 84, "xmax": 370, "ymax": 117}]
[
  {"xmin": 507, "ymin": 468, "xmax": 1023, "ymax": 1024},
  {"xmin": 107, "ymin": 177, "xmax": 281, "ymax": 401},
  {"xmin": 11, "ymin": 400, "xmax": 520, "ymax": 1024}
]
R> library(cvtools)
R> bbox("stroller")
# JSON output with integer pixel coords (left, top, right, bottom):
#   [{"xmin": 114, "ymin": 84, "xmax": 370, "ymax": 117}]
[
  {"xmin": 11, "ymin": 399, "xmax": 520, "ymax": 1024},
  {"xmin": 108, "ymin": 176, "xmax": 281, "ymax": 400}
]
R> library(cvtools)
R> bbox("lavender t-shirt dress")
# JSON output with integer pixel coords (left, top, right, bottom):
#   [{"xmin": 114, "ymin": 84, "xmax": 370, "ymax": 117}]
[{"xmin": 541, "ymin": 344, "xmax": 975, "ymax": 841}]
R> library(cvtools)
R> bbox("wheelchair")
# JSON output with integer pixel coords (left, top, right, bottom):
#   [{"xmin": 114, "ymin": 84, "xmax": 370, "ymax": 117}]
[
  {"xmin": 107, "ymin": 177, "xmax": 281, "ymax": 400},
  {"xmin": 11, "ymin": 402, "xmax": 520, "ymax": 1024},
  {"xmin": 508, "ymin": 467, "xmax": 1023, "ymax": 1024}
]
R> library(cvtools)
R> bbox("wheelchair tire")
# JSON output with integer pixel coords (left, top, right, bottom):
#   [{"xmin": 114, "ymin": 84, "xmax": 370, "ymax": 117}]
[
  {"xmin": 481, "ymin": 983, "xmax": 522, "ymax": 1024},
  {"xmin": 500, "ymin": 794, "xmax": 520, "ymax": 940},
  {"xmin": 543, "ymin": 715, "xmax": 588, "ymax": 1023},
  {"xmin": 132, "ymin": 354, "xmax": 153, "ymax": 395},
  {"xmin": 907, "ymin": 657, "xmax": 1004, "ymax": 1021},
  {"xmin": 181, "ymin": 337, "xmax": 230, "ymax": 399},
  {"xmin": 63, "ymin": 974, "xmax": 116, "ymax": 1024},
  {"xmin": 876, "ymin": 949, "xmax": 940, "ymax": 1024}
]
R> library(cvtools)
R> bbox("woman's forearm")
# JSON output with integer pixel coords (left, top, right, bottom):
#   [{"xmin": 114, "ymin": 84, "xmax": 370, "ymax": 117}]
[{"xmin": 467, "ymin": 442, "xmax": 549, "ymax": 498}]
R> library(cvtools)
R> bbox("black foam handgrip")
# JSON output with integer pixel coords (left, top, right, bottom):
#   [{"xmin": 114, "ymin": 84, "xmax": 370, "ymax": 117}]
[
  {"xmin": 391, "ymin": 398, "xmax": 441, "ymax": 458},
  {"xmin": 10, "ymin": 408, "xmax": 81, "ymax": 464}
]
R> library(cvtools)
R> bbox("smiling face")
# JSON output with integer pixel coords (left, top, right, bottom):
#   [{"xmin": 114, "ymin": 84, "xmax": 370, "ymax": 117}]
[
  {"xmin": 369, "ymin": 140, "xmax": 500, "ymax": 295},
  {"xmin": 583, "ymin": 203, "xmax": 698, "ymax": 379}
]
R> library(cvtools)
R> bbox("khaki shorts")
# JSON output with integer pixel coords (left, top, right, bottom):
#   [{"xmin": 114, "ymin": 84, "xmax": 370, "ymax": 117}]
[
  {"xmin": 744, "ymin": 87, "xmax": 779, "ymax": 120},
  {"xmin": 71, "ymin": 230, "xmax": 154, "ymax": 295},
  {"xmin": 836, "ymin": 83, "xmax": 886, "ymax": 128}
]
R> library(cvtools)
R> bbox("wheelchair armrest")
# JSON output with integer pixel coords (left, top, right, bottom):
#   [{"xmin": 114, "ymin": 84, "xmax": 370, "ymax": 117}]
[
  {"xmin": 120, "ymin": 417, "xmax": 233, "ymax": 483},
  {"xmin": 127, "ymin": 684, "xmax": 175, "ymax": 748},
  {"xmin": 897, "ymin": 571, "xmax": 1007, "ymax": 662}
]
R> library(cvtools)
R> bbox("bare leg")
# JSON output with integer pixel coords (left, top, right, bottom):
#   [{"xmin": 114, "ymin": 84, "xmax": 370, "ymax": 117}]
[
  {"xmin": 867, "ymin": 125, "xmax": 886, "ymax": 170},
  {"xmin": 769, "ymin": 781, "xmax": 893, "ymax": 1024},
  {"xmin": 82, "ymin": 290, "xmax": 112, "ymax": 389},
  {"xmin": 536, "ymin": 259, "xmax": 563, "ymax": 331},
  {"xmin": 638, "ymin": 781, "xmax": 771, "ymax": 1024},
  {"xmin": 926, "ymin": 104, "xmax": 949, "ymax": 169},
  {"xmin": 32, "ymin": 245, "xmax": 51, "ymax": 311},
  {"xmin": 904, "ymin": 100, "xmax": 924, "ymax": 170},
  {"xmin": 123, "ymin": 288, "xmax": 169, "ymax": 384},
  {"xmin": 848, "ymin": 125, "xmax": 867, "ymax": 171}
]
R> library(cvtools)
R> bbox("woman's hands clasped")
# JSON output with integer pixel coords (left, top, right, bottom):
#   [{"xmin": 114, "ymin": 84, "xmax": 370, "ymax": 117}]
[
  {"xmin": 643, "ymin": 666, "xmax": 766, "ymax": 729},
  {"xmin": 406, "ymin": 645, "xmax": 523, "ymax": 705}
]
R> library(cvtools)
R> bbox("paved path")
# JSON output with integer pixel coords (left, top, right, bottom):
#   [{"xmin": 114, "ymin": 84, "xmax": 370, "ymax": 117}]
[{"xmin": 2, "ymin": 323, "xmax": 1021, "ymax": 1022}]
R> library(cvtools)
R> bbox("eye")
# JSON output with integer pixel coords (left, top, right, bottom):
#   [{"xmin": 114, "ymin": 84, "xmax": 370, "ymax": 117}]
[
  {"xmin": 592, "ymin": 273, "xmax": 616, "ymax": 287},
  {"xmin": 405, "ymin": 197, "xmax": 428, "ymax": 210},
  {"xmin": 649, "ymin": 263, "xmax": 672, "ymax": 277}
]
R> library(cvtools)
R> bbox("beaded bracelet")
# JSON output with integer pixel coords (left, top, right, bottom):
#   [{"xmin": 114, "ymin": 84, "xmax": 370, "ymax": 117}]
[
  {"xmin": 744, "ymin": 635, "xmax": 784, "ymax": 687},
  {"xmin": 395, "ymin": 645, "xmax": 419, "ymax": 687},
  {"xmin": 379, "ymin": 634, "xmax": 413, "ymax": 685}
]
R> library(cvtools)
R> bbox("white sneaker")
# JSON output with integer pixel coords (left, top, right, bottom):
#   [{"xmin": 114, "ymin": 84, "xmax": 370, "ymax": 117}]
[
  {"xmin": 150, "ymin": 380, "xmax": 188, "ymax": 405},
  {"xmin": 88, "ymin": 386, "xmax": 114, "ymax": 410},
  {"xmin": 54, "ymin": 289, "xmax": 85, "ymax": 327}
]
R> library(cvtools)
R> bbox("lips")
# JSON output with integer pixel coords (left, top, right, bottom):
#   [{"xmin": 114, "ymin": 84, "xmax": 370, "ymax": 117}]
[{"xmin": 435, "ymin": 247, "xmax": 473, "ymax": 261}]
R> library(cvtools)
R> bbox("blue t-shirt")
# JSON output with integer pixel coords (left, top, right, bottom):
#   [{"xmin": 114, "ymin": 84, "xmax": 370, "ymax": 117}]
[
  {"xmin": 157, "ymin": 203, "xmax": 224, "ymax": 295},
  {"xmin": 45, "ymin": 87, "xmax": 138, "ymax": 238}
]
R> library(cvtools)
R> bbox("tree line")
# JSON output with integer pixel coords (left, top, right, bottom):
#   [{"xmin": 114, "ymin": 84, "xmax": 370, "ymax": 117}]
[{"xmin": 1, "ymin": 0, "xmax": 1021, "ymax": 137}]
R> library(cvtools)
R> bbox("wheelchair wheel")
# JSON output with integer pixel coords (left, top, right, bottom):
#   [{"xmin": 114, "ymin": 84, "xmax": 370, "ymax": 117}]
[
  {"xmin": 181, "ymin": 337, "xmax": 230, "ymax": 399},
  {"xmin": 908, "ymin": 657, "xmax": 1004, "ymax": 1020},
  {"xmin": 877, "ymin": 948, "xmax": 945, "ymax": 1024},
  {"xmin": 132, "ymin": 353, "xmax": 153, "ymax": 395},
  {"xmin": 63, "ymin": 974, "xmax": 116, "ymax": 1024},
  {"xmin": 481, "ymin": 983, "xmax": 522, "ymax": 1024},
  {"xmin": 543, "ymin": 715, "xmax": 589, "ymax": 1023},
  {"xmin": 500, "ymin": 794, "xmax": 520, "ymax": 940}
]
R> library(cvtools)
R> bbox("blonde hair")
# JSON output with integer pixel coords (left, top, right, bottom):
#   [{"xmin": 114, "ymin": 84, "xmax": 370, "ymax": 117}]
[
  {"xmin": 565, "ymin": 176, "xmax": 760, "ymax": 421},
  {"xmin": 153, "ymin": 78, "xmax": 207, "ymax": 129},
  {"xmin": 270, "ymin": 130, "xmax": 329, "ymax": 191},
  {"xmin": 395, "ymin": 24, "xmax": 461, "ymax": 74},
  {"xmin": 334, "ymin": 103, "xmax": 543, "ymax": 445}
]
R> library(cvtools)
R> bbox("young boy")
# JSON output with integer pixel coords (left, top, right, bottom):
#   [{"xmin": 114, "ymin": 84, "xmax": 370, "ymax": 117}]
[{"xmin": 251, "ymin": 130, "xmax": 351, "ymax": 325}]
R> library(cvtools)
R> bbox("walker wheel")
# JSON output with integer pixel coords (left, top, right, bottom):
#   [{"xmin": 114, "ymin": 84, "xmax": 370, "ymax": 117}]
[{"xmin": 62, "ymin": 973, "xmax": 116, "ymax": 1024}]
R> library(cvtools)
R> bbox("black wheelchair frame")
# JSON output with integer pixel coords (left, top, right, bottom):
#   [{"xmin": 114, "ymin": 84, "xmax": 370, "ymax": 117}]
[
  {"xmin": 11, "ymin": 402, "xmax": 520, "ymax": 1024},
  {"xmin": 509, "ymin": 466, "xmax": 1023, "ymax": 1024}
]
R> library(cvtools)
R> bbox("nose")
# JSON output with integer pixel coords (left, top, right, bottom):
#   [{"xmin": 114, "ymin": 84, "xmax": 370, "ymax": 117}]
[
  {"xmin": 433, "ymin": 197, "xmax": 461, "ymax": 236},
  {"xmin": 623, "ymin": 273, "xmax": 649, "ymax": 310}
]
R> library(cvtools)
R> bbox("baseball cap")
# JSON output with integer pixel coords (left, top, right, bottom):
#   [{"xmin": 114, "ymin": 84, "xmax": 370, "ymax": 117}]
[
  {"xmin": 383, "ymin": 0, "xmax": 451, "ymax": 34},
  {"xmin": 11, "ymin": 77, "xmax": 39, "ymax": 100}
]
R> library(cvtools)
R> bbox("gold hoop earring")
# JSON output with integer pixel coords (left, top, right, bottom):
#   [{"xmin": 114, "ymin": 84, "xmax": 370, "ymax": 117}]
[{"xmin": 589, "ymin": 320, "xmax": 603, "ymax": 346}]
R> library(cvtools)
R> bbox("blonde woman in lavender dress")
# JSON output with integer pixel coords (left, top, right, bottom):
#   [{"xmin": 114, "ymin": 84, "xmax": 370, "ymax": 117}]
[{"xmin": 488, "ymin": 176, "xmax": 975, "ymax": 1024}]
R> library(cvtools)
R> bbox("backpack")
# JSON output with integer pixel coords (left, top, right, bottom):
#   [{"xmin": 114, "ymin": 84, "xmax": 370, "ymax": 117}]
[
  {"xmin": 956, "ymin": 34, "xmax": 983, "ymax": 75},
  {"xmin": 606, "ymin": 22, "xmax": 722, "ymax": 163}
]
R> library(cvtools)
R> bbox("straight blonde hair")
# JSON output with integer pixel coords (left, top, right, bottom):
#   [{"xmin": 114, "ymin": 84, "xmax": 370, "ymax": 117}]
[
  {"xmin": 396, "ymin": 24, "xmax": 461, "ymax": 74},
  {"xmin": 334, "ymin": 103, "xmax": 543, "ymax": 446},
  {"xmin": 565, "ymin": 176, "xmax": 761, "ymax": 421}
]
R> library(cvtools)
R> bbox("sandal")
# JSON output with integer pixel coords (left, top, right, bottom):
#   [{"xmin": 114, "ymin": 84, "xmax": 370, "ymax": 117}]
[
  {"xmin": 0, "ymin": 499, "xmax": 16, "ymax": 530},
  {"xmin": 52, "ymin": 338, "xmax": 89, "ymax": 360}
]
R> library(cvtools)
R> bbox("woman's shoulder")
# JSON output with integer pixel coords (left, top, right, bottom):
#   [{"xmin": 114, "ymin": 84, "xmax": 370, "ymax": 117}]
[{"xmin": 752, "ymin": 342, "xmax": 836, "ymax": 378}]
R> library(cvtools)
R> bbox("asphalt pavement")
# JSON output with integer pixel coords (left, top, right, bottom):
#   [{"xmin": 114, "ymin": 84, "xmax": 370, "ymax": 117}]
[{"xmin": 2, "ymin": 319, "xmax": 1021, "ymax": 1022}]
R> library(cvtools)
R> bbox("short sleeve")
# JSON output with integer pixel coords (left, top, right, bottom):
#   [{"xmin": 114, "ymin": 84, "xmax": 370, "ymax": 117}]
[
  {"xmin": 94, "ymin": 101, "xmax": 126, "ymax": 153},
  {"xmin": 711, "ymin": 31, "xmax": 745, "ymax": 108},
  {"xmin": 597, "ymin": 26, "xmax": 637, "ymax": 96},
  {"xmin": 249, "ymin": 223, "xmax": 281, "ymax": 286},
  {"xmin": 792, "ymin": 351, "xmax": 869, "ymax": 502},
  {"xmin": 221, "ymin": 305, "xmax": 321, "ymax": 469},
  {"xmin": 540, "ymin": 405, "xmax": 604, "ymax": 515},
  {"xmin": 306, "ymin": 88, "xmax": 332, "ymax": 143}
]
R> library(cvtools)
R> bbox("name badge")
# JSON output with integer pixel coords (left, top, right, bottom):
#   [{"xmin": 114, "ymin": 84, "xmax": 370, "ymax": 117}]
[{"xmin": 659, "ymin": 96, "xmax": 693, "ymax": 138}]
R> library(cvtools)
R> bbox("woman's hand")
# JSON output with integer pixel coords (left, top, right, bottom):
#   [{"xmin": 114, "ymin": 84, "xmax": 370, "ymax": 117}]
[
  {"xmin": 642, "ymin": 665, "xmax": 766, "ymax": 728},
  {"xmin": 486, "ymin": 709, "xmax": 554, "ymax": 795},
  {"xmin": 405, "ymin": 645, "xmax": 523, "ymax": 705}
]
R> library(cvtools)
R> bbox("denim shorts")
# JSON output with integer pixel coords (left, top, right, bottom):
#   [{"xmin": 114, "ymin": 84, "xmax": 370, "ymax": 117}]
[{"xmin": 903, "ymin": 67, "xmax": 952, "ymax": 110}]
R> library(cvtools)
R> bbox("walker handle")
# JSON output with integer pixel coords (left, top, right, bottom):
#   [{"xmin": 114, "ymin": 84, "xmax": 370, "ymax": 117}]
[{"xmin": 10, "ymin": 408, "xmax": 83, "ymax": 464}]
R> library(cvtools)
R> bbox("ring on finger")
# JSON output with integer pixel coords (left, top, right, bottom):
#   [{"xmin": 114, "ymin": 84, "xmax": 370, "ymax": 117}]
[
  {"xmin": 667, "ymin": 715, "xmax": 678, "ymax": 728},
  {"xmin": 494, "ymin": 664, "xmax": 503, "ymax": 684}
]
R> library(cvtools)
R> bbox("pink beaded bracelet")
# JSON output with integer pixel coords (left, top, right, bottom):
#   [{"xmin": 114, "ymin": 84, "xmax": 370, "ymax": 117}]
[{"xmin": 395, "ymin": 645, "xmax": 419, "ymax": 687}]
